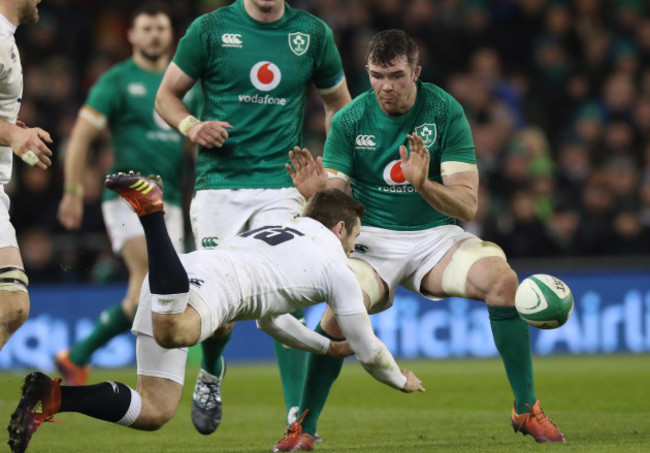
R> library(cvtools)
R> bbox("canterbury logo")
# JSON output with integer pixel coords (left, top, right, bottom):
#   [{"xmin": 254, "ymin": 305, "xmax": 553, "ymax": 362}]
[
  {"xmin": 201, "ymin": 237, "xmax": 218, "ymax": 248},
  {"xmin": 221, "ymin": 33, "xmax": 242, "ymax": 46},
  {"xmin": 355, "ymin": 135, "xmax": 376, "ymax": 147},
  {"xmin": 129, "ymin": 179, "xmax": 155, "ymax": 194}
]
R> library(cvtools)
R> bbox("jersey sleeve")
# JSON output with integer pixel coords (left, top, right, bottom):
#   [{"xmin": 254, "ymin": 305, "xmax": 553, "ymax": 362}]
[
  {"xmin": 441, "ymin": 97, "xmax": 476, "ymax": 164},
  {"xmin": 322, "ymin": 113, "xmax": 353, "ymax": 174},
  {"xmin": 172, "ymin": 16, "xmax": 208, "ymax": 80},
  {"xmin": 85, "ymin": 70, "xmax": 121, "ymax": 118},
  {"xmin": 312, "ymin": 23, "xmax": 344, "ymax": 91},
  {"xmin": 325, "ymin": 262, "xmax": 366, "ymax": 316}
]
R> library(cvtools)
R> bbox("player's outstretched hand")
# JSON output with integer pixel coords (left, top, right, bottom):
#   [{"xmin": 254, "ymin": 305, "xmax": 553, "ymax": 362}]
[
  {"xmin": 326, "ymin": 339, "xmax": 354, "ymax": 359},
  {"xmin": 285, "ymin": 147, "xmax": 328, "ymax": 199},
  {"xmin": 399, "ymin": 134, "xmax": 429, "ymax": 190},
  {"xmin": 10, "ymin": 124, "xmax": 53, "ymax": 170},
  {"xmin": 187, "ymin": 120, "xmax": 233, "ymax": 148},
  {"xmin": 400, "ymin": 369, "xmax": 426, "ymax": 393}
]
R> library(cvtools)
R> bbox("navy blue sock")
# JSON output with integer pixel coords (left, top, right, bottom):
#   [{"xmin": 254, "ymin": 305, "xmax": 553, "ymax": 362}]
[
  {"xmin": 59, "ymin": 382, "xmax": 133, "ymax": 423},
  {"xmin": 139, "ymin": 211, "xmax": 189, "ymax": 295}
]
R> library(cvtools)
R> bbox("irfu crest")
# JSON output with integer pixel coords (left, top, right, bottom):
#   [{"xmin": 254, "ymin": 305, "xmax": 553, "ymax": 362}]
[
  {"xmin": 415, "ymin": 123, "xmax": 437, "ymax": 148},
  {"xmin": 289, "ymin": 32, "xmax": 310, "ymax": 56}
]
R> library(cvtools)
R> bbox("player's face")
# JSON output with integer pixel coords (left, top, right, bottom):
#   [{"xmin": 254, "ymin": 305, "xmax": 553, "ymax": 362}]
[
  {"xmin": 18, "ymin": 0, "xmax": 41, "ymax": 25},
  {"xmin": 340, "ymin": 218, "xmax": 361, "ymax": 257},
  {"xmin": 247, "ymin": 0, "xmax": 283, "ymax": 14},
  {"xmin": 129, "ymin": 13, "xmax": 173, "ymax": 61},
  {"xmin": 366, "ymin": 57, "xmax": 422, "ymax": 116}
]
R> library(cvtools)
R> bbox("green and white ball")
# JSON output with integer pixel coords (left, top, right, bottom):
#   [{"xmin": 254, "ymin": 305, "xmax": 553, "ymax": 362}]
[{"xmin": 515, "ymin": 274, "xmax": 574, "ymax": 329}]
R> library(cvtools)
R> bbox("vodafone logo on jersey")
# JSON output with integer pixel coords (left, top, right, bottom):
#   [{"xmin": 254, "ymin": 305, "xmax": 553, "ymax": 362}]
[
  {"xmin": 382, "ymin": 160, "xmax": 410, "ymax": 186},
  {"xmin": 250, "ymin": 61, "xmax": 281, "ymax": 91}
]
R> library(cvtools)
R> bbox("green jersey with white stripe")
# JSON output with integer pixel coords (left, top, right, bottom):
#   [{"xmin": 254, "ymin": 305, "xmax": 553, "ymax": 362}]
[
  {"xmin": 324, "ymin": 81, "xmax": 476, "ymax": 231},
  {"xmin": 86, "ymin": 59, "xmax": 200, "ymax": 206},
  {"xmin": 172, "ymin": 0, "xmax": 344, "ymax": 190}
]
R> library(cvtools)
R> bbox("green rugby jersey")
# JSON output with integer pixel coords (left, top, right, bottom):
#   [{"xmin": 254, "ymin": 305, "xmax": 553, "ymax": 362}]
[
  {"xmin": 324, "ymin": 81, "xmax": 476, "ymax": 231},
  {"xmin": 86, "ymin": 59, "xmax": 200, "ymax": 206},
  {"xmin": 173, "ymin": 0, "xmax": 344, "ymax": 190}
]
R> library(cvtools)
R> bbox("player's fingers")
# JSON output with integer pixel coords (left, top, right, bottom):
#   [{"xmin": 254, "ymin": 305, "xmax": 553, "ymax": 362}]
[
  {"xmin": 288, "ymin": 150, "xmax": 301, "ymax": 169},
  {"xmin": 315, "ymin": 156, "xmax": 324, "ymax": 170},
  {"xmin": 399, "ymin": 144, "xmax": 408, "ymax": 162},
  {"xmin": 36, "ymin": 128, "xmax": 53, "ymax": 144},
  {"xmin": 217, "ymin": 121, "xmax": 233, "ymax": 129},
  {"xmin": 285, "ymin": 163, "xmax": 296, "ymax": 177}
]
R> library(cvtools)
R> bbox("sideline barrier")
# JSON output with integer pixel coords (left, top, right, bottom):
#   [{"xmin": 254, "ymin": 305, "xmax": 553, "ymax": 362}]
[{"xmin": 2, "ymin": 269, "xmax": 649, "ymax": 371}]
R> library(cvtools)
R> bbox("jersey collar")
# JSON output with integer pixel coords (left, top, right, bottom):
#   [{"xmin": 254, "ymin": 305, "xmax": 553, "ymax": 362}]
[
  {"xmin": 0, "ymin": 12, "xmax": 17, "ymax": 35},
  {"xmin": 237, "ymin": 0, "xmax": 289, "ymax": 29}
]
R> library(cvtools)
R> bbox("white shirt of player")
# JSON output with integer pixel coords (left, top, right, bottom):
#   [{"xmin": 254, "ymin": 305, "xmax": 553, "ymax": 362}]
[
  {"xmin": 0, "ymin": 12, "xmax": 23, "ymax": 184},
  {"xmin": 181, "ymin": 217, "xmax": 367, "ymax": 324}
]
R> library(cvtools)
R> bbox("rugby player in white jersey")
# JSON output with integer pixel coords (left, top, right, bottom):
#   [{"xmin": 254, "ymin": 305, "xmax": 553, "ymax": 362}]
[
  {"xmin": 7, "ymin": 173, "xmax": 423, "ymax": 453},
  {"xmin": 0, "ymin": 0, "xmax": 52, "ymax": 350}
]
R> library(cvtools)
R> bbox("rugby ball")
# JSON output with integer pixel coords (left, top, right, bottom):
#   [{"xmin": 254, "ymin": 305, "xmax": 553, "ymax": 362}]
[{"xmin": 515, "ymin": 274, "xmax": 574, "ymax": 329}]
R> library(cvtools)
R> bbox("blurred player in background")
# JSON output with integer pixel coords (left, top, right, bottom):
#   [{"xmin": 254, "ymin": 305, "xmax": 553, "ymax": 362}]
[
  {"xmin": 0, "ymin": 0, "xmax": 53, "ymax": 349},
  {"xmin": 7, "ymin": 176, "xmax": 423, "ymax": 453},
  {"xmin": 55, "ymin": 2, "xmax": 200, "ymax": 385},
  {"xmin": 155, "ymin": 0, "xmax": 351, "ymax": 436},
  {"xmin": 273, "ymin": 29, "xmax": 565, "ymax": 451}
]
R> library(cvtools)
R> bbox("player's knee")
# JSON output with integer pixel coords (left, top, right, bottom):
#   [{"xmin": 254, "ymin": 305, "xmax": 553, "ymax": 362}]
[
  {"xmin": 135, "ymin": 408, "xmax": 174, "ymax": 431},
  {"xmin": 442, "ymin": 238, "xmax": 506, "ymax": 298},
  {"xmin": 320, "ymin": 308, "xmax": 344, "ymax": 338},
  {"xmin": 486, "ymin": 267, "xmax": 518, "ymax": 307},
  {"xmin": 213, "ymin": 322, "xmax": 235, "ymax": 338},
  {"xmin": 348, "ymin": 258, "xmax": 388, "ymax": 313},
  {"xmin": 0, "ymin": 266, "xmax": 30, "ymax": 333},
  {"xmin": 152, "ymin": 314, "xmax": 187, "ymax": 348}
]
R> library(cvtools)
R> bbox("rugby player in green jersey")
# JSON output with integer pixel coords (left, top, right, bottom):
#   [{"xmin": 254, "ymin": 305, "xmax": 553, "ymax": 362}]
[
  {"xmin": 56, "ymin": 3, "xmax": 200, "ymax": 385},
  {"xmin": 273, "ymin": 29, "xmax": 566, "ymax": 451},
  {"xmin": 155, "ymin": 0, "xmax": 351, "ymax": 436}
]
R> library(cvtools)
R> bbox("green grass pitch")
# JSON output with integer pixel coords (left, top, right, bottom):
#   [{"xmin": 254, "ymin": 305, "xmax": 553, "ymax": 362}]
[{"xmin": 0, "ymin": 355, "xmax": 648, "ymax": 452}]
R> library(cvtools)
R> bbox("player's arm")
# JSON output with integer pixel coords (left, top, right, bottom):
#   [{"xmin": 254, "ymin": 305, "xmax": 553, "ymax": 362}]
[
  {"xmin": 155, "ymin": 63, "xmax": 232, "ymax": 149},
  {"xmin": 0, "ymin": 118, "xmax": 52, "ymax": 170},
  {"xmin": 336, "ymin": 312, "xmax": 424, "ymax": 392},
  {"xmin": 400, "ymin": 134, "xmax": 478, "ymax": 221},
  {"xmin": 319, "ymin": 78, "xmax": 351, "ymax": 135},
  {"xmin": 57, "ymin": 106, "xmax": 105, "ymax": 230},
  {"xmin": 256, "ymin": 315, "xmax": 353, "ymax": 359}
]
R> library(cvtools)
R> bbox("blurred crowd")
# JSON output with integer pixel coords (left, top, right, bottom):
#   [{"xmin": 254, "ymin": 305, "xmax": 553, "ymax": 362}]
[{"xmin": 9, "ymin": 0, "xmax": 650, "ymax": 283}]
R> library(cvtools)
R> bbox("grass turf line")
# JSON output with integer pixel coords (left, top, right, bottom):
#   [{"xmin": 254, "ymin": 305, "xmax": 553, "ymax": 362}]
[{"xmin": 0, "ymin": 355, "xmax": 648, "ymax": 452}]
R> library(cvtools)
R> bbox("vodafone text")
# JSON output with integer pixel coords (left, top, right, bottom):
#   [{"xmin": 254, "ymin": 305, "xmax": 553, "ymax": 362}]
[{"xmin": 238, "ymin": 94, "xmax": 286, "ymax": 105}]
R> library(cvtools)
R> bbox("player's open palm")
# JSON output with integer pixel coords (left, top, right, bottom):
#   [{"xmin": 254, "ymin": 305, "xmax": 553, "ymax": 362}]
[
  {"xmin": 285, "ymin": 147, "xmax": 328, "ymax": 199},
  {"xmin": 399, "ymin": 134, "xmax": 429, "ymax": 190},
  {"xmin": 188, "ymin": 120, "xmax": 233, "ymax": 148},
  {"xmin": 58, "ymin": 194, "xmax": 84, "ymax": 230},
  {"xmin": 401, "ymin": 369, "xmax": 426, "ymax": 393}
]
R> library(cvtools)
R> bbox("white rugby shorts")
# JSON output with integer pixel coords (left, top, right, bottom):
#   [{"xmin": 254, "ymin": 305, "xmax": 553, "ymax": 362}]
[
  {"xmin": 0, "ymin": 185, "xmax": 18, "ymax": 249},
  {"xmin": 102, "ymin": 198, "xmax": 184, "ymax": 254},
  {"xmin": 190, "ymin": 188, "xmax": 304, "ymax": 249},
  {"xmin": 352, "ymin": 224, "xmax": 476, "ymax": 305}
]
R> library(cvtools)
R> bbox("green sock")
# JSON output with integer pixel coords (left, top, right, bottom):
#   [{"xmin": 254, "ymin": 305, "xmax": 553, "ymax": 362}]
[
  {"xmin": 488, "ymin": 306, "xmax": 536, "ymax": 414},
  {"xmin": 200, "ymin": 331, "xmax": 232, "ymax": 376},
  {"xmin": 274, "ymin": 309, "xmax": 309, "ymax": 420},
  {"xmin": 299, "ymin": 323, "xmax": 344, "ymax": 436},
  {"xmin": 69, "ymin": 303, "xmax": 132, "ymax": 366}
]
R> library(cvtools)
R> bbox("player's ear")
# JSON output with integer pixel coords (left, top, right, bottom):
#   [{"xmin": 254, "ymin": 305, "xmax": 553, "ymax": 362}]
[
  {"xmin": 365, "ymin": 65, "xmax": 370, "ymax": 75},
  {"xmin": 331, "ymin": 220, "xmax": 346, "ymax": 240},
  {"xmin": 413, "ymin": 65, "xmax": 422, "ymax": 81}
]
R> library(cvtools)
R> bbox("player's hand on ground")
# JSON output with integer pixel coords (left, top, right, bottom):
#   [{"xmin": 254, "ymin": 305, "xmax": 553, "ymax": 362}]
[
  {"xmin": 326, "ymin": 339, "xmax": 354, "ymax": 359},
  {"xmin": 57, "ymin": 194, "xmax": 84, "ymax": 230},
  {"xmin": 187, "ymin": 120, "xmax": 233, "ymax": 148},
  {"xmin": 400, "ymin": 369, "xmax": 426, "ymax": 393},
  {"xmin": 10, "ymin": 124, "xmax": 53, "ymax": 170},
  {"xmin": 285, "ymin": 147, "xmax": 328, "ymax": 199},
  {"xmin": 399, "ymin": 134, "xmax": 429, "ymax": 190}
]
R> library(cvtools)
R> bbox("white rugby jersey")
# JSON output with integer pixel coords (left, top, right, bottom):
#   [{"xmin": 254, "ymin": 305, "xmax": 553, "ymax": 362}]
[
  {"xmin": 0, "ymin": 13, "xmax": 22, "ymax": 184},
  {"xmin": 181, "ymin": 217, "xmax": 366, "ymax": 323}
]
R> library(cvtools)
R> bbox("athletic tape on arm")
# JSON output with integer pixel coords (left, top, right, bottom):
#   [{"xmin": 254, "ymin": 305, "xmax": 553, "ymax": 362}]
[
  {"xmin": 441, "ymin": 238, "xmax": 506, "ymax": 297},
  {"xmin": 0, "ymin": 266, "xmax": 29, "ymax": 293},
  {"xmin": 440, "ymin": 161, "xmax": 478, "ymax": 177}
]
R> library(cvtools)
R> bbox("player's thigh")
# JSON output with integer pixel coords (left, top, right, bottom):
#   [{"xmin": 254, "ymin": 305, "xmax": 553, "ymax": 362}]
[
  {"xmin": 189, "ymin": 189, "xmax": 257, "ymax": 249},
  {"xmin": 0, "ymin": 190, "xmax": 20, "ymax": 258},
  {"xmin": 247, "ymin": 188, "xmax": 304, "ymax": 228}
]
